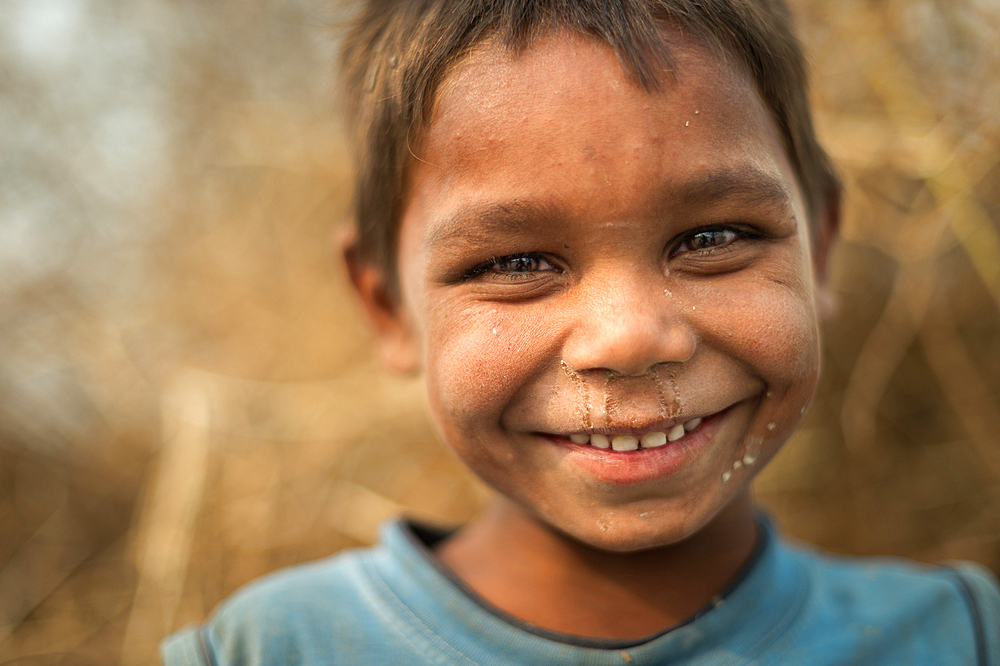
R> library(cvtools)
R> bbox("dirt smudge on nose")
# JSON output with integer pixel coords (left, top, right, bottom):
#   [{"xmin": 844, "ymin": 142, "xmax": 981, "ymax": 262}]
[
  {"xmin": 650, "ymin": 366, "xmax": 684, "ymax": 419},
  {"xmin": 604, "ymin": 373, "xmax": 615, "ymax": 424},
  {"xmin": 652, "ymin": 369, "xmax": 682, "ymax": 422},
  {"xmin": 562, "ymin": 360, "xmax": 592, "ymax": 430},
  {"xmin": 562, "ymin": 362, "xmax": 683, "ymax": 430},
  {"xmin": 596, "ymin": 368, "xmax": 682, "ymax": 428},
  {"xmin": 602, "ymin": 373, "xmax": 639, "ymax": 425}
]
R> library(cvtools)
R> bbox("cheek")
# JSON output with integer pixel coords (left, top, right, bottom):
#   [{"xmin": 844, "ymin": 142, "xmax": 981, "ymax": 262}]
[
  {"xmin": 692, "ymin": 273, "xmax": 821, "ymax": 389},
  {"xmin": 421, "ymin": 300, "xmax": 555, "ymax": 439},
  {"xmin": 698, "ymin": 272, "xmax": 821, "ymax": 459},
  {"xmin": 741, "ymin": 290, "xmax": 819, "ymax": 384}
]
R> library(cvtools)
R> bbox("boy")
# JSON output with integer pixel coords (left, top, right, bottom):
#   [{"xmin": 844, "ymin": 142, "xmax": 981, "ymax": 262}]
[{"xmin": 163, "ymin": 0, "xmax": 1000, "ymax": 663}]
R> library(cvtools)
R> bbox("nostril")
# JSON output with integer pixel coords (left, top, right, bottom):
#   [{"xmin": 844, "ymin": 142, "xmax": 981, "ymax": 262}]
[{"xmin": 561, "ymin": 318, "xmax": 696, "ymax": 377}]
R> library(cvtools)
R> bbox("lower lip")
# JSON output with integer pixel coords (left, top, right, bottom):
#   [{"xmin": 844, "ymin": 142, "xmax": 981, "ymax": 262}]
[{"xmin": 546, "ymin": 412, "xmax": 726, "ymax": 485}]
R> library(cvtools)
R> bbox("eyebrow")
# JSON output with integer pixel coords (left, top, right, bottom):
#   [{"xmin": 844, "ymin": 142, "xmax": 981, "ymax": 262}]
[
  {"xmin": 427, "ymin": 200, "xmax": 564, "ymax": 252},
  {"xmin": 674, "ymin": 166, "xmax": 794, "ymax": 211},
  {"xmin": 425, "ymin": 166, "xmax": 794, "ymax": 251}
]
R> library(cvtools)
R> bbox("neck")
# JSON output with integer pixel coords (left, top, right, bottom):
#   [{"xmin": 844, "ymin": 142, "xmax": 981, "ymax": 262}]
[{"xmin": 435, "ymin": 495, "xmax": 759, "ymax": 640}]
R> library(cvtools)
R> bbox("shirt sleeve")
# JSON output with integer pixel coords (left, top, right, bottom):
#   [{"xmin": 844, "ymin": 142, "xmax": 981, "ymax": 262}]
[
  {"xmin": 161, "ymin": 625, "xmax": 216, "ymax": 666},
  {"xmin": 949, "ymin": 562, "xmax": 1000, "ymax": 666}
]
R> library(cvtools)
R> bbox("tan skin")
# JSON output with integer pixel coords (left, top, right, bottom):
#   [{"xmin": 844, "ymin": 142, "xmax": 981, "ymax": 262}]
[
  {"xmin": 348, "ymin": 29, "xmax": 837, "ymax": 640},
  {"xmin": 436, "ymin": 495, "xmax": 756, "ymax": 637}
]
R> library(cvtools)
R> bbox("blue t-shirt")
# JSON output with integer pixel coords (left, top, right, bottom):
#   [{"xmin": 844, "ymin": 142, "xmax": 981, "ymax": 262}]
[{"xmin": 162, "ymin": 518, "xmax": 1000, "ymax": 665}]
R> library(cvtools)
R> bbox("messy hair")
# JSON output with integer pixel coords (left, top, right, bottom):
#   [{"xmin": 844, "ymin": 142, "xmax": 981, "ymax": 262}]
[{"xmin": 340, "ymin": 0, "xmax": 839, "ymax": 286}]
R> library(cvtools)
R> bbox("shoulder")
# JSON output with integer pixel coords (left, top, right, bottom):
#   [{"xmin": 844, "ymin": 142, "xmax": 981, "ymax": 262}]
[
  {"xmin": 161, "ymin": 546, "xmax": 385, "ymax": 666},
  {"xmin": 775, "ymin": 538, "xmax": 1000, "ymax": 664},
  {"xmin": 944, "ymin": 561, "xmax": 1000, "ymax": 664}
]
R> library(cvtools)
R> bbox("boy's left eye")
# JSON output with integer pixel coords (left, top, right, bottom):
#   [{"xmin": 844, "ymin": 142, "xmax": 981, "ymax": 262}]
[
  {"xmin": 668, "ymin": 225, "xmax": 770, "ymax": 273},
  {"xmin": 674, "ymin": 228, "xmax": 741, "ymax": 255},
  {"xmin": 492, "ymin": 255, "xmax": 551, "ymax": 272}
]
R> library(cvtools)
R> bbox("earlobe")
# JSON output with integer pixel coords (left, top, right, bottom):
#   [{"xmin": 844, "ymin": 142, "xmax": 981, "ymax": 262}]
[{"xmin": 340, "ymin": 226, "xmax": 419, "ymax": 374}]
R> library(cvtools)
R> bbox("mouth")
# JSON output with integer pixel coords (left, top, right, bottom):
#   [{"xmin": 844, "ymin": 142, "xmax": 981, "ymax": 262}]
[
  {"xmin": 540, "ymin": 408, "xmax": 733, "ymax": 485},
  {"xmin": 563, "ymin": 416, "xmax": 704, "ymax": 451}
]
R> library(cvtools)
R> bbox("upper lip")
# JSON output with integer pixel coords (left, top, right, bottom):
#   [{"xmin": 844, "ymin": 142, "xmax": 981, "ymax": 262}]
[{"xmin": 547, "ymin": 412, "xmax": 714, "ymax": 438}]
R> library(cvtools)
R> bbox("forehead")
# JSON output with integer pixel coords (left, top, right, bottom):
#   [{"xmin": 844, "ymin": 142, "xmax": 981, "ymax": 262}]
[{"xmin": 402, "ymin": 29, "xmax": 799, "ymax": 246}]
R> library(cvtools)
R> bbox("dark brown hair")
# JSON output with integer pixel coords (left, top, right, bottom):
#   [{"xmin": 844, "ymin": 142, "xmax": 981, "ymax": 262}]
[{"xmin": 339, "ymin": 0, "xmax": 839, "ymax": 285}]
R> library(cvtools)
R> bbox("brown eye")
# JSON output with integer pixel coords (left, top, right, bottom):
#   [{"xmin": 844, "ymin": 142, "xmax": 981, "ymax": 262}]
[
  {"xmin": 460, "ymin": 253, "xmax": 560, "ymax": 281},
  {"xmin": 680, "ymin": 229, "xmax": 739, "ymax": 253},
  {"xmin": 491, "ymin": 255, "xmax": 552, "ymax": 273}
]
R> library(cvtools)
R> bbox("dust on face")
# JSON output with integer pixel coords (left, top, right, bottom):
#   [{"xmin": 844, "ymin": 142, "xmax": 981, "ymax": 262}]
[{"xmin": 388, "ymin": 29, "xmax": 824, "ymax": 551}]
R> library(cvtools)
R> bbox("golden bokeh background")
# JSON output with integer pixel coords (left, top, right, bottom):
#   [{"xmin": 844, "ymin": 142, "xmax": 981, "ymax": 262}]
[{"xmin": 1, "ymin": 0, "xmax": 998, "ymax": 663}]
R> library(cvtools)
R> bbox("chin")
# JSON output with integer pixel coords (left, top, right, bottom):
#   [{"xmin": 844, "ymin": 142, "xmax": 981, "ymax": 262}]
[
  {"xmin": 585, "ymin": 533, "xmax": 682, "ymax": 553},
  {"xmin": 555, "ymin": 510, "xmax": 709, "ymax": 554},
  {"xmin": 546, "ymin": 487, "xmax": 751, "ymax": 554}
]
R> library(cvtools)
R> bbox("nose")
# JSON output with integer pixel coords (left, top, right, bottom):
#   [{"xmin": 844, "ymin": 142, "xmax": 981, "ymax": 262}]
[{"xmin": 560, "ymin": 272, "xmax": 695, "ymax": 377}]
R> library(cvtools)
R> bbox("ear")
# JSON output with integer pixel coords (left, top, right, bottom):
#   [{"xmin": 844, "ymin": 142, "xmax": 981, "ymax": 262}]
[
  {"xmin": 812, "ymin": 184, "xmax": 841, "ymax": 321},
  {"xmin": 340, "ymin": 226, "xmax": 419, "ymax": 374}
]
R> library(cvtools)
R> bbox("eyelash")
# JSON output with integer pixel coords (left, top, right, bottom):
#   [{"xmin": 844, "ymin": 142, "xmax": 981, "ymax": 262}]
[
  {"xmin": 460, "ymin": 253, "xmax": 559, "ymax": 281},
  {"xmin": 673, "ymin": 225, "xmax": 763, "ymax": 257},
  {"xmin": 458, "ymin": 225, "xmax": 763, "ymax": 281}
]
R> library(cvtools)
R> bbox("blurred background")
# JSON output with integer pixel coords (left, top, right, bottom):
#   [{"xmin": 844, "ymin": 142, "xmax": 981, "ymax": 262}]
[{"xmin": 1, "ymin": 0, "xmax": 998, "ymax": 662}]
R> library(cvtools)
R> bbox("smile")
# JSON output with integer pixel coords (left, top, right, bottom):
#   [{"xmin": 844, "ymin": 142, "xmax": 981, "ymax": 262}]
[
  {"xmin": 565, "ymin": 417, "xmax": 704, "ymax": 451},
  {"xmin": 547, "ymin": 410, "xmax": 728, "ymax": 486}
]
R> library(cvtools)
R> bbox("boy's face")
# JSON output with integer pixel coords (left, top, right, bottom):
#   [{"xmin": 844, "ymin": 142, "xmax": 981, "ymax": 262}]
[{"xmin": 362, "ymin": 30, "xmax": 831, "ymax": 551}]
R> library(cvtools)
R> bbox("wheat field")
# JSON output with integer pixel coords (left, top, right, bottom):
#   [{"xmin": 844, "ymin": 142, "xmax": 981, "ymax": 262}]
[{"xmin": 1, "ymin": 0, "xmax": 998, "ymax": 663}]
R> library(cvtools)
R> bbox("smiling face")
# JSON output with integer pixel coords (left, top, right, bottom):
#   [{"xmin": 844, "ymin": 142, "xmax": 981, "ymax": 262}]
[{"xmin": 359, "ymin": 29, "xmax": 831, "ymax": 552}]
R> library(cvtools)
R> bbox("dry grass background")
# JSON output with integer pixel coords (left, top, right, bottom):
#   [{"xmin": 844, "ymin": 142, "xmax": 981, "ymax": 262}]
[{"xmin": 1, "ymin": 0, "xmax": 998, "ymax": 663}]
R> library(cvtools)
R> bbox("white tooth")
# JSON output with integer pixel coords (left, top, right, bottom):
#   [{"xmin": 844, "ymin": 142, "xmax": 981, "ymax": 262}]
[
  {"xmin": 590, "ymin": 434, "xmax": 610, "ymax": 449},
  {"xmin": 766, "ymin": 422, "xmax": 777, "ymax": 432},
  {"xmin": 683, "ymin": 417, "xmax": 702, "ymax": 432},
  {"xmin": 611, "ymin": 435, "xmax": 639, "ymax": 452},
  {"xmin": 569, "ymin": 434, "xmax": 590, "ymax": 444},
  {"xmin": 667, "ymin": 424, "xmax": 686, "ymax": 442},
  {"xmin": 640, "ymin": 431, "xmax": 667, "ymax": 448},
  {"xmin": 742, "ymin": 453, "xmax": 757, "ymax": 466},
  {"xmin": 732, "ymin": 460, "xmax": 742, "ymax": 470},
  {"xmin": 722, "ymin": 471, "xmax": 732, "ymax": 483}
]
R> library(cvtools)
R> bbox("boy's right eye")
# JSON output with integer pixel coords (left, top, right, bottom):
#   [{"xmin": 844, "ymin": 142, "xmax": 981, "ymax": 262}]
[{"xmin": 460, "ymin": 253, "xmax": 560, "ymax": 281}]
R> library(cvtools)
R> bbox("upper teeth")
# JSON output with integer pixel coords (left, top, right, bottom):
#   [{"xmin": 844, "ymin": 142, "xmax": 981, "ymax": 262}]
[{"xmin": 568, "ymin": 417, "xmax": 703, "ymax": 449}]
